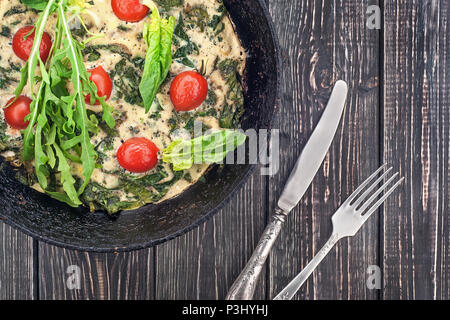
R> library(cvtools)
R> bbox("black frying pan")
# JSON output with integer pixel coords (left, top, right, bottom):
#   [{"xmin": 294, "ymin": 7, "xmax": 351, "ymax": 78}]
[{"xmin": 0, "ymin": 0, "xmax": 281, "ymax": 252}]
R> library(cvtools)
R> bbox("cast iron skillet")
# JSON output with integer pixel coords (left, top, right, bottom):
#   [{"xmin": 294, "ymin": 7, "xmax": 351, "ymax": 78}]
[{"xmin": 0, "ymin": 0, "xmax": 281, "ymax": 252}]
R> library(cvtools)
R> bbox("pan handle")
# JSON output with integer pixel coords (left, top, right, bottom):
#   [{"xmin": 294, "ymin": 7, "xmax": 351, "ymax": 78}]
[{"xmin": 225, "ymin": 207, "xmax": 288, "ymax": 300}]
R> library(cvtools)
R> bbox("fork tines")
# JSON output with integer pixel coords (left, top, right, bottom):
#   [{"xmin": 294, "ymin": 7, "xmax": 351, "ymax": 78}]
[{"xmin": 345, "ymin": 164, "xmax": 405, "ymax": 219}]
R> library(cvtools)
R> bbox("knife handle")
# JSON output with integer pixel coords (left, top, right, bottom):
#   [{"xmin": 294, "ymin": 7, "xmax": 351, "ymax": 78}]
[{"xmin": 225, "ymin": 207, "xmax": 288, "ymax": 300}]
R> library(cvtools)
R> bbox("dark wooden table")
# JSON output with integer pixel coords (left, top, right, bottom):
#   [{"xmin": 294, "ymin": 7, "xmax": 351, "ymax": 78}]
[{"xmin": 0, "ymin": 0, "xmax": 448, "ymax": 300}]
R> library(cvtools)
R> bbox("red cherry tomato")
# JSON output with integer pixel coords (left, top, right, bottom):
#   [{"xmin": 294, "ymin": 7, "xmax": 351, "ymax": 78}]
[
  {"xmin": 3, "ymin": 96, "xmax": 32, "ymax": 130},
  {"xmin": 12, "ymin": 26, "xmax": 52, "ymax": 63},
  {"xmin": 117, "ymin": 138, "xmax": 159, "ymax": 173},
  {"xmin": 170, "ymin": 71, "xmax": 209, "ymax": 112},
  {"xmin": 111, "ymin": 0, "xmax": 149, "ymax": 22},
  {"xmin": 85, "ymin": 66, "xmax": 113, "ymax": 105}
]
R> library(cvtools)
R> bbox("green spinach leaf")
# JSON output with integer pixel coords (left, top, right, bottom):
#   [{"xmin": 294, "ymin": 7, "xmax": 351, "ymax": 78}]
[{"xmin": 154, "ymin": 0, "xmax": 183, "ymax": 11}]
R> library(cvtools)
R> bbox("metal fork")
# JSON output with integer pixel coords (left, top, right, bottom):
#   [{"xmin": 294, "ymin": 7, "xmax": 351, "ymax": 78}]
[{"xmin": 273, "ymin": 164, "xmax": 404, "ymax": 300}]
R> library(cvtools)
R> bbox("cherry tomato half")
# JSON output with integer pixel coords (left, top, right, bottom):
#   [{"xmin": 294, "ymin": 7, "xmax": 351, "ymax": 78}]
[
  {"xmin": 85, "ymin": 66, "xmax": 113, "ymax": 105},
  {"xmin": 12, "ymin": 26, "xmax": 52, "ymax": 63},
  {"xmin": 3, "ymin": 96, "xmax": 32, "ymax": 130},
  {"xmin": 170, "ymin": 71, "xmax": 209, "ymax": 112},
  {"xmin": 117, "ymin": 137, "xmax": 159, "ymax": 173},
  {"xmin": 111, "ymin": 0, "xmax": 149, "ymax": 22}
]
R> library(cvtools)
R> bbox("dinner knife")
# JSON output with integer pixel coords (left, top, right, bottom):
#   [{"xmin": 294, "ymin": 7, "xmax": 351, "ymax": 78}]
[{"xmin": 225, "ymin": 80, "xmax": 348, "ymax": 300}]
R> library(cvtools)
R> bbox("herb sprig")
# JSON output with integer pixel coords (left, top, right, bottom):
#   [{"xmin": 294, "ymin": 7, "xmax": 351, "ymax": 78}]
[
  {"xmin": 162, "ymin": 130, "xmax": 247, "ymax": 171},
  {"xmin": 14, "ymin": 0, "xmax": 115, "ymax": 206},
  {"xmin": 139, "ymin": 1, "xmax": 175, "ymax": 112}
]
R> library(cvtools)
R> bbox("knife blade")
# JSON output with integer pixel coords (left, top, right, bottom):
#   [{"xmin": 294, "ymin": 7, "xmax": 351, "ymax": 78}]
[
  {"xmin": 225, "ymin": 80, "xmax": 348, "ymax": 300},
  {"xmin": 278, "ymin": 80, "xmax": 348, "ymax": 213}
]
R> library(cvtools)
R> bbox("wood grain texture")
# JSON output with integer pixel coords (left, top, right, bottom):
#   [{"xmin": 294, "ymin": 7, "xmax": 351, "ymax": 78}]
[
  {"xmin": 38, "ymin": 245, "xmax": 154, "ymax": 300},
  {"xmin": 382, "ymin": 0, "xmax": 449, "ymax": 300},
  {"xmin": 0, "ymin": 222, "xmax": 34, "ymax": 299},
  {"xmin": 154, "ymin": 171, "xmax": 267, "ymax": 299},
  {"xmin": 267, "ymin": 0, "xmax": 381, "ymax": 300}
]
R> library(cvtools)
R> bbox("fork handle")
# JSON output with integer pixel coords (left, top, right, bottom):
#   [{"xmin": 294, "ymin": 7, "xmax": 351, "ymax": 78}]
[
  {"xmin": 225, "ymin": 207, "xmax": 288, "ymax": 300},
  {"xmin": 273, "ymin": 232, "xmax": 341, "ymax": 300}
]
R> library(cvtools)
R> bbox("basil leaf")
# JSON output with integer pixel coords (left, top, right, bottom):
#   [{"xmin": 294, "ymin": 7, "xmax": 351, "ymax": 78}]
[
  {"xmin": 139, "ymin": 6, "xmax": 175, "ymax": 112},
  {"xmin": 19, "ymin": 0, "xmax": 50, "ymax": 11},
  {"xmin": 160, "ymin": 15, "xmax": 175, "ymax": 85},
  {"xmin": 162, "ymin": 139, "xmax": 193, "ymax": 171},
  {"xmin": 139, "ymin": 10, "xmax": 162, "ymax": 112},
  {"xmin": 162, "ymin": 130, "xmax": 247, "ymax": 171}
]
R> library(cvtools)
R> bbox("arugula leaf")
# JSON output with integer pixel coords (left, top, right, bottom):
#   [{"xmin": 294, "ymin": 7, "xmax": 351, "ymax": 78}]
[
  {"xmin": 139, "ymin": 5, "xmax": 175, "ymax": 112},
  {"xmin": 22, "ymin": 83, "xmax": 45, "ymax": 160},
  {"xmin": 162, "ymin": 130, "xmax": 247, "ymax": 171},
  {"xmin": 45, "ymin": 191, "xmax": 80, "ymax": 207},
  {"xmin": 53, "ymin": 143, "xmax": 82, "ymax": 205},
  {"xmin": 14, "ymin": 0, "xmax": 56, "ymax": 100},
  {"xmin": 13, "ymin": 0, "xmax": 116, "ymax": 206},
  {"xmin": 34, "ymin": 109, "xmax": 50, "ymax": 188},
  {"xmin": 45, "ymin": 124, "xmax": 57, "ymax": 168},
  {"xmin": 15, "ymin": 0, "xmax": 57, "ymax": 162}
]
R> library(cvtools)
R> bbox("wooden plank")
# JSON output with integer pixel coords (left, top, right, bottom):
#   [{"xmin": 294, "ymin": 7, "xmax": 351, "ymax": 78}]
[
  {"xmin": 154, "ymin": 171, "xmax": 267, "ymax": 299},
  {"xmin": 382, "ymin": 0, "xmax": 449, "ymax": 300},
  {"xmin": 268, "ymin": 0, "xmax": 380, "ymax": 300},
  {"xmin": 38, "ymin": 245, "xmax": 154, "ymax": 300},
  {"xmin": 0, "ymin": 222, "xmax": 34, "ymax": 300},
  {"xmin": 38, "ymin": 174, "xmax": 266, "ymax": 300}
]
